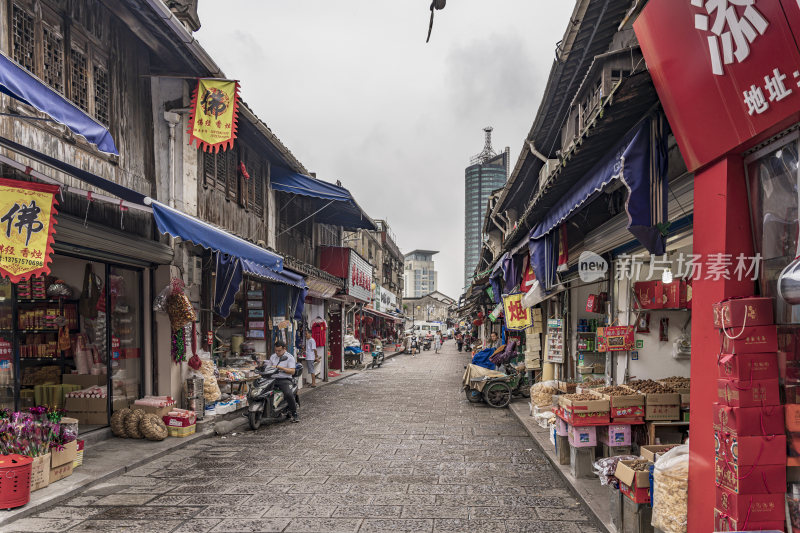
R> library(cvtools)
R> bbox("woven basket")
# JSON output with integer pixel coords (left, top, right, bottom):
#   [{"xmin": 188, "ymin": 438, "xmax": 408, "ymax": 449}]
[
  {"xmin": 139, "ymin": 414, "xmax": 168, "ymax": 441},
  {"xmin": 124, "ymin": 409, "xmax": 145, "ymax": 439},
  {"xmin": 110, "ymin": 408, "xmax": 130, "ymax": 438}
]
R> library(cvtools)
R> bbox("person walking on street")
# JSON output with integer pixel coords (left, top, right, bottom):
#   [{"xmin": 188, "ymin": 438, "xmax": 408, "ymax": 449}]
[
  {"xmin": 434, "ymin": 332, "xmax": 442, "ymax": 354},
  {"xmin": 304, "ymin": 329, "xmax": 317, "ymax": 387},
  {"xmin": 456, "ymin": 332, "xmax": 463, "ymax": 352}
]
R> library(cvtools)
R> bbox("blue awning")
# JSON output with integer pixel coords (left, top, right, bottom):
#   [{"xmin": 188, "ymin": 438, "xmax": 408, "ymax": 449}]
[
  {"xmin": 149, "ymin": 200, "xmax": 284, "ymax": 272},
  {"xmin": 0, "ymin": 53, "xmax": 118, "ymax": 155},
  {"xmin": 271, "ymin": 166, "xmax": 375, "ymax": 230},
  {"xmin": 241, "ymin": 259, "xmax": 306, "ymax": 288},
  {"xmin": 527, "ymin": 118, "xmax": 668, "ymax": 289}
]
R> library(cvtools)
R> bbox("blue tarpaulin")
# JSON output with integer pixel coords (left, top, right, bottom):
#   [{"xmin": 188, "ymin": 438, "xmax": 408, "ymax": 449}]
[
  {"xmin": 241, "ymin": 259, "xmax": 306, "ymax": 289},
  {"xmin": 270, "ymin": 166, "xmax": 375, "ymax": 230},
  {"xmin": 0, "ymin": 53, "xmax": 118, "ymax": 154},
  {"xmin": 150, "ymin": 200, "xmax": 283, "ymax": 272},
  {"xmin": 528, "ymin": 119, "xmax": 667, "ymax": 290}
]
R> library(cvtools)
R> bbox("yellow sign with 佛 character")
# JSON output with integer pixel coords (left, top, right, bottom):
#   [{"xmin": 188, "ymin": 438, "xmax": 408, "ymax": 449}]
[
  {"xmin": 188, "ymin": 78, "xmax": 240, "ymax": 153},
  {"xmin": 0, "ymin": 178, "xmax": 59, "ymax": 282},
  {"xmin": 502, "ymin": 292, "xmax": 533, "ymax": 331}
]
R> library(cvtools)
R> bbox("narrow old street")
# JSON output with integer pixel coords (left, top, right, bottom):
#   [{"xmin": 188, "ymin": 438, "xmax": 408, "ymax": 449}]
[{"xmin": 5, "ymin": 341, "xmax": 599, "ymax": 533}]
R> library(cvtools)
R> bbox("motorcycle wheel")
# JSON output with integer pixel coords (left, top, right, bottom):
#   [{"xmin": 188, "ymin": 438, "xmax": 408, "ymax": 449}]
[
  {"xmin": 372, "ymin": 358, "xmax": 377, "ymax": 369},
  {"xmin": 465, "ymin": 388, "xmax": 482, "ymax": 403},
  {"xmin": 483, "ymin": 382, "xmax": 512, "ymax": 408},
  {"xmin": 248, "ymin": 410, "xmax": 263, "ymax": 430}
]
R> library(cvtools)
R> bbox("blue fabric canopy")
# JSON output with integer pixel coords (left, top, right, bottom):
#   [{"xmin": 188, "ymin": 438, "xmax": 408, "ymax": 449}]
[
  {"xmin": 271, "ymin": 166, "xmax": 375, "ymax": 230},
  {"xmin": 528, "ymin": 119, "xmax": 668, "ymax": 290},
  {"xmin": 0, "ymin": 53, "xmax": 118, "ymax": 155},
  {"xmin": 241, "ymin": 258, "xmax": 306, "ymax": 289},
  {"xmin": 150, "ymin": 201, "xmax": 284, "ymax": 272}
]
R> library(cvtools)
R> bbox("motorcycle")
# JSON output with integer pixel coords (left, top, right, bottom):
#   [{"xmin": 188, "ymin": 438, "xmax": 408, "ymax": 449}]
[
  {"xmin": 370, "ymin": 347, "xmax": 385, "ymax": 369},
  {"xmin": 247, "ymin": 356, "xmax": 303, "ymax": 430}
]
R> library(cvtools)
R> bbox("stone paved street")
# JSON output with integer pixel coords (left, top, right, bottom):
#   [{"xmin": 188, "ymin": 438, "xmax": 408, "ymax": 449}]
[{"xmin": 5, "ymin": 342, "xmax": 600, "ymax": 533}]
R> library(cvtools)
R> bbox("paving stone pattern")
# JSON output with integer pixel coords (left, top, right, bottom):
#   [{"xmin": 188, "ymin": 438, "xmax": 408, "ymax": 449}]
[{"xmin": 5, "ymin": 342, "xmax": 601, "ymax": 533}]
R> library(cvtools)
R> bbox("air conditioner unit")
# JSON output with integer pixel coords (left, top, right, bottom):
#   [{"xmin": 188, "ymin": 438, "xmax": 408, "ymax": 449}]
[{"xmin": 538, "ymin": 159, "xmax": 559, "ymax": 194}]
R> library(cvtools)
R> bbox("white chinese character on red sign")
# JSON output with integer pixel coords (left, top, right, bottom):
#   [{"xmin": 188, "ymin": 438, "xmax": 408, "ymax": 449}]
[
  {"xmin": 764, "ymin": 68, "xmax": 792, "ymax": 102},
  {"xmin": 743, "ymin": 84, "xmax": 769, "ymax": 115},
  {"xmin": 692, "ymin": 0, "xmax": 769, "ymax": 76}
]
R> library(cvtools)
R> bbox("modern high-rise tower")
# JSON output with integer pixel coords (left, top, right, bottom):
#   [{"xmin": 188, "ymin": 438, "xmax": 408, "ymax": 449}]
[{"xmin": 464, "ymin": 127, "xmax": 508, "ymax": 287}]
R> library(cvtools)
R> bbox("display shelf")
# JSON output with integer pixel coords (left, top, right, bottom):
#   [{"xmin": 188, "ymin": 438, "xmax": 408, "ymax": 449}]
[
  {"xmin": 633, "ymin": 308, "xmax": 691, "ymax": 312},
  {"xmin": 17, "ymin": 298, "xmax": 79, "ymax": 304},
  {"xmin": 576, "ymin": 331, "xmax": 597, "ymax": 335},
  {"xmin": 20, "ymin": 357, "xmax": 62, "ymax": 362}
]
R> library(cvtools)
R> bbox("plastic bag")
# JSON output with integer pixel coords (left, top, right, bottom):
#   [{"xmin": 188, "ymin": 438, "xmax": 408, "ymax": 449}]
[
  {"xmin": 593, "ymin": 455, "xmax": 638, "ymax": 486},
  {"xmin": 153, "ymin": 283, "xmax": 172, "ymax": 313},
  {"xmin": 531, "ymin": 380, "xmax": 559, "ymax": 408},
  {"xmin": 651, "ymin": 444, "xmax": 689, "ymax": 533}
]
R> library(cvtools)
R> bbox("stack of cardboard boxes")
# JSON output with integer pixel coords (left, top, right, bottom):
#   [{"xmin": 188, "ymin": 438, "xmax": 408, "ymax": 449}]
[{"xmin": 712, "ymin": 296, "xmax": 786, "ymax": 531}]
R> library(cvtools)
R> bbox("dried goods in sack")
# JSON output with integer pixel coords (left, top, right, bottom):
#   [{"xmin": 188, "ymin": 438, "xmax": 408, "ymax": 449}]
[
  {"xmin": 124, "ymin": 409, "xmax": 145, "ymax": 439},
  {"xmin": 110, "ymin": 408, "xmax": 130, "ymax": 438},
  {"xmin": 651, "ymin": 444, "xmax": 689, "ymax": 533},
  {"xmin": 531, "ymin": 380, "xmax": 559, "ymax": 408},
  {"xmin": 139, "ymin": 413, "xmax": 168, "ymax": 441}
]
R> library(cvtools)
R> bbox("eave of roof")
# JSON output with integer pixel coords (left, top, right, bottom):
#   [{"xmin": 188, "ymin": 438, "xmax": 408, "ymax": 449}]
[{"xmin": 503, "ymin": 70, "xmax": 659, "ymax": 250}]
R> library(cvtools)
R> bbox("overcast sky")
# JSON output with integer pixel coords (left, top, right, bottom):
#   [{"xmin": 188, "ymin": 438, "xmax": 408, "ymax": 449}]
[{"xmin": 196, "ymin": 1, "xmax": 576, "ymax": 299}]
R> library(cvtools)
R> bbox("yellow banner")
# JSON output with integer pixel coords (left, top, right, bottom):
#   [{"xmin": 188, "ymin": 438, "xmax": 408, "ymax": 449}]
[
  {"xmin": 0, "ymin": 178, "xmax": 59, "ymax": 282},
  {"xmin": 188, "ymin": 79, "xmax": 240, "ymax": 152},
  {"xmin": 503, "ymin": 292, "xmax": 532, "ymax": 330}
]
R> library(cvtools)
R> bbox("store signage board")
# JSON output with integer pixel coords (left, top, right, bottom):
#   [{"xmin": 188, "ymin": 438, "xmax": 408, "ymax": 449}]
[
  {"xmin": 0, "ymin": 178, "xmax": 59, "ymax": 282},
  {"xmin": 503, "ymin": 292, "xmax": 533, "ymax": 331},
  {"xmin": 347, "ymin": 251, "xmax": 373, "ymax": 303},
  {"xmin": 597, "ymin": 326, "xmax": 635, "ymax": 352},
  {"xmin": 545, "ymin": 318, "xmax": 564, "ymax": 363},
  {"xmin": 374, "ymin": 286, "xmax": 397, "ymax": 313},
  {"xmin": 634, "ymin": 0, "xmax": 800, "ymax": 171}
]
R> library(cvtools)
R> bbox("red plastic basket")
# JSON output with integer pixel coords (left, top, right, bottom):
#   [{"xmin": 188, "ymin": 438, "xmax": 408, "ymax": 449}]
[{"xmin": 0, "ymin": 454, "xmax": 33, "ymax": 509}]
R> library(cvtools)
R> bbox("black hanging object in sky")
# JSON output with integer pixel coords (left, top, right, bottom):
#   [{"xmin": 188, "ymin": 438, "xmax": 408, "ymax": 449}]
[{"xmin": 426, "ymin": 0, "xmax": 446, "ymax": 43}]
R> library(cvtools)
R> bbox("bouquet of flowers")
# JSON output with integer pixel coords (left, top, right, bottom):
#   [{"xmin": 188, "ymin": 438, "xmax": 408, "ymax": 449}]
[{"xmin": 0, "ymin": 411, "xmax": 64, "ymax": 456}]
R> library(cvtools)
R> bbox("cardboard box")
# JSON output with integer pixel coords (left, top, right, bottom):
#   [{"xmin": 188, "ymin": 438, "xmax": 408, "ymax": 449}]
[
  {"xmin": 559, "ymin": 395, "xmax": 610, "ymax": 425},
  {"xmin": 721, "ymin": 325, "xmax": 778, "ymax": 354},
  {"xmin": 717, "ymin": 352, "xmax": 779, "ymax": 382},
  {"xmin": 717, "ymin": 378, "xmax": 780, "ymax": 408},
  {"xmin": 598, "ymin": 424, "xmax": 632, "ymax": 446},
  {"xmin": 680, "ymin": 393, "xmax": 690, "ymax": 409},
  {"xmin": 29, "ymin": 453, "xmax": 50, "ymax": 491},
  {"xmin": 714, "ymin": 486, "xmax": 785, "ymax": 522},
  {"xmin": 663, "ymin": 279, "xmax": 687, "ymax": 308},
  {"xmin": 556, "ymin": 417, "xmax": 568, "ymax": 437},
  {"xmin": 713, "ymin": 507, "xmax": 785, "ymax": 532},
  {"xmin": 640, "ymin": 444, "xmax": 678, "ymax": 462},
  {"xmin": 640, "ymin": 391, "xmax": 681, "ymax": 421},
  {"xmin": 615, "ymin": 460, "xmax": 653, "ymax": 504},
  {"xmin": 62, "ymin": 374, "xmax": 106, "ymax": 387},
  {"xmin": 51, "ymin": 440, "xmax": 77, "ymax": 468},
  {"xmin": 163, "ymin": 414, "xmax": 196, "ymax": 427},
  {"xmin": 718, "ymin": 296, "xmax": 774, "ymax": 329},
  {"xmin": 713, "ymin": 403, "xmax": 784, "ymax": 436},
  {"xmin": 595, "ymin": 391, "xmax": 645, "ymax": 420},
  {"xmin": 49, "ymin": 462, "xmax": 74, "ymax": 484},
  {"xmin": 714, "ymin": 457, "xmax": 785, "ymax": 494},
  {"xmin": 634, "ymin": 281, "xmax": 663, "ymax": 309},
  {"xmin": 567, "ymin": 425, "xmax": 597, "ymax": 448},
  {"xmin": 136, "ymin": 404, "xmax": 173, "ymax": 417}
]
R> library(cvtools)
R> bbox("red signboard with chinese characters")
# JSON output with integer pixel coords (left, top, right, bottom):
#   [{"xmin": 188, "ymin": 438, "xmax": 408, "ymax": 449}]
[
  {"xmin": 347, "ymin": 250, "xmax": 372, "ymax": 303},
  {"xmin": 596, "ymin": 326, "xmax": 635, "ymax": 352},
  {"xmin": 634, "ymin": 0, "xmax": 800, "ymax": 172}
]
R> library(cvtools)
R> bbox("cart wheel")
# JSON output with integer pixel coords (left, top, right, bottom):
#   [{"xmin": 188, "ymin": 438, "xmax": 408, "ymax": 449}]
[
  {"xmin": 483, "ymin": 382, "xmax": 512, "ymax": 408},
  {"xmin": 519, "ymin": 386, "xmax": 531, "ymax": 398},
  {"xmin": 465, "ymin": 388, "xmax": 482, "ymax": 403}
]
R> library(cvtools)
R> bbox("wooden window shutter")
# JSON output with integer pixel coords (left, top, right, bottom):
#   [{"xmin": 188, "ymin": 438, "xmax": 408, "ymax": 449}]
[
  {"xmin": 215, "ymin": 151, "xmax": 227, "ymax": 193},
  {"xmin": 227, "ymin": 149, "xmax": 239, "ymax": 202},
  {"xmin": 203, "ymin": 150, "xmax": 216, "ymax": 188},
  {"xmin": 254, "ymin": 166, "xmax": 264, "ymax": 216},
  {"xmin": 246, "ymin": 161, "xmax": 256, "ymax": 212}
]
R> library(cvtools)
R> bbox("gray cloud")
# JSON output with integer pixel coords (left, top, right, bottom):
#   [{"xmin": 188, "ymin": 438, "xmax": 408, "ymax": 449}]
[{"xmin": 196, "ymin": 1, "xmax": 575, "ymax": 298}]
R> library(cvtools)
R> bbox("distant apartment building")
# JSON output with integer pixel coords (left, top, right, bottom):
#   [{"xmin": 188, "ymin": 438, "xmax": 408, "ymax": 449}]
[
  {"xmin": 464, "ymin": 128, "xmax": 508, "ymax": 287},
  {"xmin": 403, "ymin": 250, "xmax": 438, "ymax": 298}
]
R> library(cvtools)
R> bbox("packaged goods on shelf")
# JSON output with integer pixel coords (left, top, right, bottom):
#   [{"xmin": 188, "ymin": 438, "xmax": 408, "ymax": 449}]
[{"xmin": 717, "ymin": 352, "xmax": 778, "ymax": 381}]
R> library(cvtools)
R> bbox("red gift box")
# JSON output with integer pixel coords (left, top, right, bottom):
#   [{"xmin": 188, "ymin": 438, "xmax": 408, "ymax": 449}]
[
  {"xmin": 663, "ymin": 280, "xmax": 687, "ymax": 309},
  {"xmin": 163, "ymin": 414, "xmax": 197, "ymax": 427},
  {"xmin": 712, "ymin": 403, "xmax": 785, "ymax": 436},
  {"xmin": 720, "ymin": 325, "xmax": 778, "ymax": 354},
  {"xmin": 619, "ymin": 482, "xmax": 651, "ymax": 504},
  {"xmin": 714, "ymin": 432, "xmax": 786, "ymax": 468},
  {"xmin": 634, "ymin": 281, "xmax": 663, "ymax": 309},
  {"xmin": 717, "ymin": 378, "xmax": 780, "ymax": 408},
  {"xmin": 717, "ymin": 353, "xmax": 779, "ymax": 382},
  {"xmin": 718, "ymin": 297, "xmax": 774, "ymax": 329},
  {"xmin": 714, "ymin": 457, "xmax": 786, "ymax": 494},
  {"xmin": 560, "ymin": 409, "xmax": 610, "ymax": 426},
  {"xmin": 714, "ymin": 507, "xmax": 786, "ymax": 532},
  {"xmin": 715, "ymin": 487, "xmax": 785, "ymax": 523}
]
